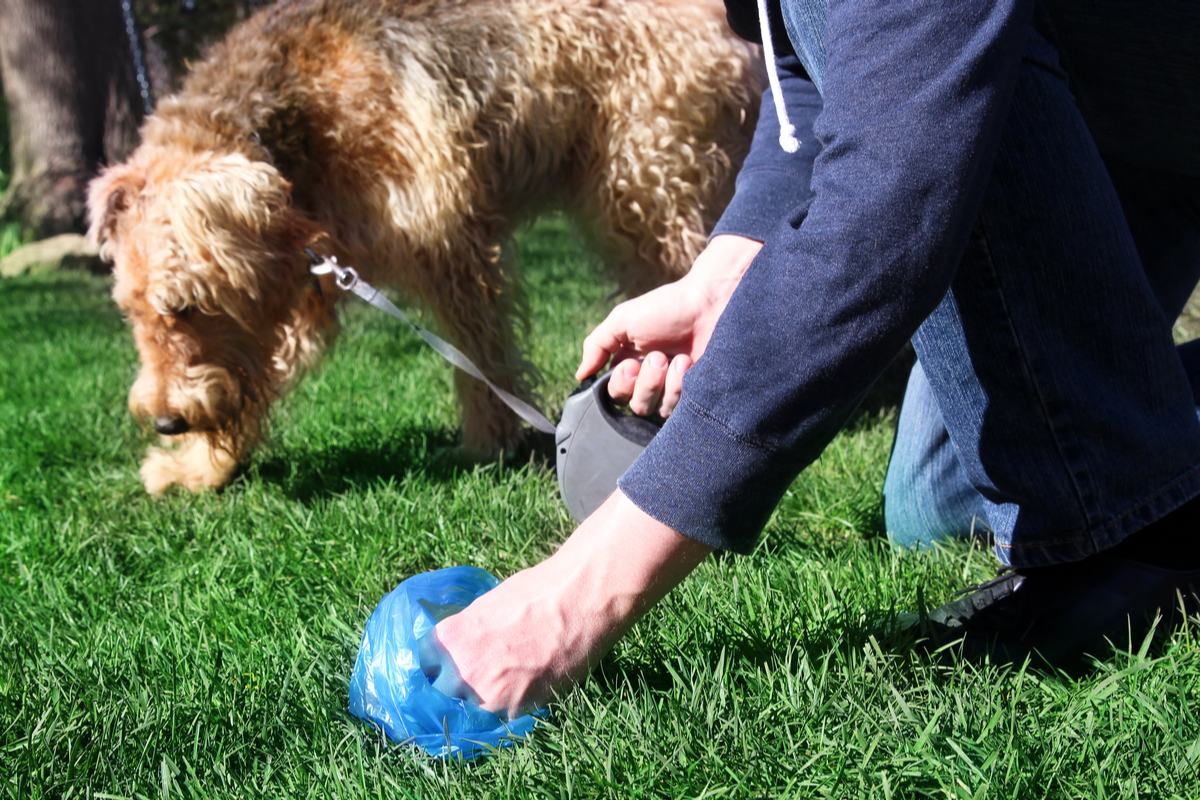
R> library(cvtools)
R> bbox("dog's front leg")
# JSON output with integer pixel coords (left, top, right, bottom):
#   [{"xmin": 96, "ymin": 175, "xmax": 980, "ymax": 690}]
[
  {"xmin": 424, "ymin": 247, "xmax": 535, "ymax": 454},
  {"xmin": 454, "ymin": 368, "xmax": 528, "ymax": 455}
]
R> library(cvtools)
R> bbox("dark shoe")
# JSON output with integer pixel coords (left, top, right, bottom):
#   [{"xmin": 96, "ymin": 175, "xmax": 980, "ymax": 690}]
[{"xmin": 918, "ymin": 555, "xmax": 1200, "ymax": 667}]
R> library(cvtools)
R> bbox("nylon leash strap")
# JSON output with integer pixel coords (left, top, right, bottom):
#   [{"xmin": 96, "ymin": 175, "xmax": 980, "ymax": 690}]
[{"xmin": 309, "ymin": 251, "xmax": 556, "ymax": 435}]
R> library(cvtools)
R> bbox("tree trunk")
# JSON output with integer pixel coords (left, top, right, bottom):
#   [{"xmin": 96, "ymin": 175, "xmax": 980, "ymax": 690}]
[{"xmin": 0, "ymin": 0, "xmax": 146, "ymax": 238}]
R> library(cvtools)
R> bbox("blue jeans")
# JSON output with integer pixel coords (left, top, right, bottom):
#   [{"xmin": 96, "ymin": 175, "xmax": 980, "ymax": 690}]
[
  {"xmin": 881, "ymin": 42, "xmax": 1200, "ymax": 566},
  {"xmin": 774, "ymin": 0, "xmax": 1200, "ymax": 566},
  {"xmin": 885, "ymin": 151, "xmax": 1200, "ymax": 563}
]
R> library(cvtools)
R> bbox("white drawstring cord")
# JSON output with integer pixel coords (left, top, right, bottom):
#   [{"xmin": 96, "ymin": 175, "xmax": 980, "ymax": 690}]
[{"xmin": 756, "ymin": 0, "xmax": 800, "ymax": 153}]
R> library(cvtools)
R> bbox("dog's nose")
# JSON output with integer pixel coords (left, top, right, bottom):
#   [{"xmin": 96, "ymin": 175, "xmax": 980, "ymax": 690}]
[{"xmin": 154, "ymin": 416, "xmax": 191, "ymax": 435}]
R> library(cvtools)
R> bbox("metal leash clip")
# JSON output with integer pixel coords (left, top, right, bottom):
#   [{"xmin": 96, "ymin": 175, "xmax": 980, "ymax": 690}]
[{"xmin": 307, "ymin": 248, "xmax": 360, "ymax": 291}]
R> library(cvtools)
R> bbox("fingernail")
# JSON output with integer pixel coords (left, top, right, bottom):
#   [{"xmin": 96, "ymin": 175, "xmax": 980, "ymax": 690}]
[
  {"xmin": 648, "ymin": 352, "xmax": 668, "ymax": 369},
  {"xmin": 674, "ymin": 357, "xmax": 689, "ymax": 373}
]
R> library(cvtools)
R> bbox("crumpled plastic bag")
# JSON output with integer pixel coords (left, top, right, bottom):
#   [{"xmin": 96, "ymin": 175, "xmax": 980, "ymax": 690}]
[{"xmin": 348, "ymin": 565, "xmax": 540, "ymax": 758}]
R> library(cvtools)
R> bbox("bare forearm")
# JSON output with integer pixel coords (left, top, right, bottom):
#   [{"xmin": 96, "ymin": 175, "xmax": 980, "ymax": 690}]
[
  {"xmin": 681, "ymin": 233, "xmax": 764, "ymax": 310},
  {"xmin": 429, "ymin": 491, "xmax": 712, "ymax": 720},
  {"xmin": 550, "ymin": 490, "xmax": 714, "ymax": 634}
]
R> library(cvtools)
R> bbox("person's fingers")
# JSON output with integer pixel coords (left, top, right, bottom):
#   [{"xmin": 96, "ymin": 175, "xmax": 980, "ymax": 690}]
[
  {"xmin": 421, "ymin": 630, "xmax": 488, "ymax": 711},
  {"xmin": 430, "ymin": 661, "xmax": 485, "ymax": 711},
  {"xmin": 577, "ymin": 317, "xmax": 627, "ymax": 380},
  {"xmin": 417, "ymin": 630, "xmax": 443, "ymax": 679},
  {"xmin": 659, "ymin": 354, "xmax": 693, "ymax": 417},
  {"xmin": 606, "ymin": 357, "xmax": 640, "ymax": 404},
  {"xmin": 629, "ymin": 352, "xmax": 669, "ymax": 416}
]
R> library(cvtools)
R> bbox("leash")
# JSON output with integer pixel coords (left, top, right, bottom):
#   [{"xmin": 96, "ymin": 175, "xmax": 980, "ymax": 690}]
[
  {"xmin": 307, "ymin": 250, "xmax": 556, "ymax": 435},
  {"xmin": 119, "ymin": 0, "xmax": 153, "ymax": 115},
  {"xmin": 308, "ymin": 249, "xmax": 663, "ymax": 521}
]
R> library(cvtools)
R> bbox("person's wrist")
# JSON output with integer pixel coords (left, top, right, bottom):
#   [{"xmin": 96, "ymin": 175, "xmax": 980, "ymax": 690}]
[
  {"xmin": 682, "ymin": 234, "xmax": 763, "ymax": 314},
  {"xmin": 427, "ymin": 492, "xmax": 712, "ymax": 719},
  {"xmin": 552, "ymin": 492, "xmax": 713, "ymax": 632},
  {"xmin": 692, "ymin": 234, "xmax": 763, "ymax": 280}
]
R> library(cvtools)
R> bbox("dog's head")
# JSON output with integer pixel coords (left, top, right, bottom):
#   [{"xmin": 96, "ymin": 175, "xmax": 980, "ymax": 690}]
[{"xmin": 88, "ymin": 149, "xmax": 332, "ymax": 460}]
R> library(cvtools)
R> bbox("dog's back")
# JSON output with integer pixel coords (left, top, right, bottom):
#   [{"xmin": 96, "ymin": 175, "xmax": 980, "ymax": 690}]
[{"xmin": 148, "ymin": 0, "xmax": 762, "ymax": 280}]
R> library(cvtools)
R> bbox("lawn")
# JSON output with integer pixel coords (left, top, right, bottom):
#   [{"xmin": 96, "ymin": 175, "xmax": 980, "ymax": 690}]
[
  {"xmin": 1, "ymin": 96, "xmax": 27, "ymax": 258},
  {"xmin": 1, "ymin": 218, "xmax": 1199, "ymax": 799}
]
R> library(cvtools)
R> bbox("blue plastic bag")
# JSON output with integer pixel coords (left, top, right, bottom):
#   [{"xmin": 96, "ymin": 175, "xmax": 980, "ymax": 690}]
[{"xmin": 348, "ymin": 566, "xmax": 540, "ymax": 758}]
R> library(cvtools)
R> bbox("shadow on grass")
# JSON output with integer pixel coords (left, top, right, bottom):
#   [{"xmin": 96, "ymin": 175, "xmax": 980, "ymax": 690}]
[
  {"xmin": 592, "ymin": 602, "xmax": 932, "ymax": 698},
  {"xmin": 0, "ymin": 269, "xmax": 112, "ymax": 295},
  {"xmin": 4, "ymin": 308, "xmax": 126, "ymax": 340},
  {"xmin": 0, "ymin": 274, "xmax": 124, "ymax": 338},
  {"xmin": 252, "ymin": 425, "xmax": 557, "ymax": 503},
  {"xmin": 253, "ymin": 425, "xmax": 460, "ymax": 501},
  {"xmin": 590, "ymin": 592, "xmax": 1188, "ymax": 700}
]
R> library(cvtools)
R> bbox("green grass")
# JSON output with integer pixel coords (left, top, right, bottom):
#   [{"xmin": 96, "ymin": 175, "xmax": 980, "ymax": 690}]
[
  {"xmin": 2, "ymin": 218, "xmax": 1199, "ymax": 798},
  {"xmin": 0, "ymin": 223, "xmax": 22, "ymax": 260},
  {"xmin": 0, "ymin": 92, "xmax": 27, "ymax": 258}
]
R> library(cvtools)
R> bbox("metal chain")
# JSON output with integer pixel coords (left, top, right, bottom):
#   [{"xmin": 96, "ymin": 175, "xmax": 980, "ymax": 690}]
[{"xmin": 120, "ymin": 0, "xmax": 153, "ymax": 115}]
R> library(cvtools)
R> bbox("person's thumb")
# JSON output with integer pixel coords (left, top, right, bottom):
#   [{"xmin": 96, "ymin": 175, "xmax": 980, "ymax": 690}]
[{"xmin": 576, "ymin": 315, "xmax": 628, "ymax": 380}]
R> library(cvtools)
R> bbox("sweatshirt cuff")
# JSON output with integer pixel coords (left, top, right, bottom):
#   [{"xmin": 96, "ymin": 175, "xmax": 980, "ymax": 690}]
[
  {"xmin": 710, "ymin": 165, "xmax": 817, "ymax": 242},
  {"xmin": 618, "ymin": 397, "xmax": 795, "ymax": 554}
]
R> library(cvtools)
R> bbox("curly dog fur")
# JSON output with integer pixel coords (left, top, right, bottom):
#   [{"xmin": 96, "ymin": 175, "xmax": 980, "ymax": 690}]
[{"xmin": 88, "ymin": 0, "xmax": 762, "ymax": 494}]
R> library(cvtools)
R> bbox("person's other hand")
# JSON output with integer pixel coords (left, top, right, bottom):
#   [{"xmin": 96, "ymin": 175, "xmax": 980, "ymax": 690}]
[
  {"xmin": 420, "ymin": 491, "xmax": 712, "ymax": 721},
  {"xmin": 577, "ymin": 234, "xmax": 762, "ymax": 417}
]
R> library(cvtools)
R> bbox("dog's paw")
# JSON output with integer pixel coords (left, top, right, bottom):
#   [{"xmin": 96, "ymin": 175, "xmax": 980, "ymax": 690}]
[{"xmin": 140, "ymin": 435, "xmax": 239, "ymax": 494}]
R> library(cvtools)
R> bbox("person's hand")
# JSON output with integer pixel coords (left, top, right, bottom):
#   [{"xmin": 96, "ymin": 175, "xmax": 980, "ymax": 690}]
[
  {"xmin": 577, "ymin": 234, "xmax": 762, "ymax": 417},
  {"xmin": 420, "ymin": 491, "xmax": 712, "ymax": 721}
]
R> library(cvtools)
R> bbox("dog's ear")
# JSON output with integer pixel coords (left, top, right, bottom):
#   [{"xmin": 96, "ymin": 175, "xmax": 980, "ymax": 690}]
[
  {"xmin": 87, "ymin": 163, "xmax": 147, "ymax": 259},
  {"xmin": 165, "ymin": 153, "xmax": 322, "ymax": 320}
]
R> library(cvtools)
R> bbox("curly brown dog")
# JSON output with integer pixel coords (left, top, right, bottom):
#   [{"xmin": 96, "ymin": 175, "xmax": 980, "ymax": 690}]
[{"xmin": 87, "ymin": 0, "xmax": 762, "ymax": 494}]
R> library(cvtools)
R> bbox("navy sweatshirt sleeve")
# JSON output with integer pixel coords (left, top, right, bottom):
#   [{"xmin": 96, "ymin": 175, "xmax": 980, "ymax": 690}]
[
  {"xmin": 619, "ymin": 0, "xmax": 1035, "ymax": 553},
  {"xmin": 709, "ymin": 54, "xmax": 823, "ymax": 243}
]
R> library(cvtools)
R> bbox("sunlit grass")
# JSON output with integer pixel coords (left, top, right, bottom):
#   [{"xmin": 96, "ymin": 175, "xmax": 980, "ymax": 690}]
[{"xmin": 1, "ymin": 218, "xmax": 1198, "ymax": 798}]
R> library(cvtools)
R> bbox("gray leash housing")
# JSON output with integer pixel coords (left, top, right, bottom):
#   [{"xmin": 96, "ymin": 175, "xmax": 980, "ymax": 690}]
[{"xmin": 556, "ymin": 372, "xmax": 661, "ymax": 522}]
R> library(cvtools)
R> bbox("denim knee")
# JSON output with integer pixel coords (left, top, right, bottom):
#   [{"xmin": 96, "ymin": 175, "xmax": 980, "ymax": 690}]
[{"xmin": 884, "ymin": 361, "xmax": 992, "ymax": 550}]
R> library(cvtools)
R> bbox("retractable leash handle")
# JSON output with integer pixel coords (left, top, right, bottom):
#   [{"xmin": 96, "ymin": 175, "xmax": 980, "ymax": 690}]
[
  {"xmin": 556, "ymin": 372, "xmax": 662, "ymax": 522},
  {"xmin": 308, "ymin": 250, "xmax": 659, "ymax": 520}
]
